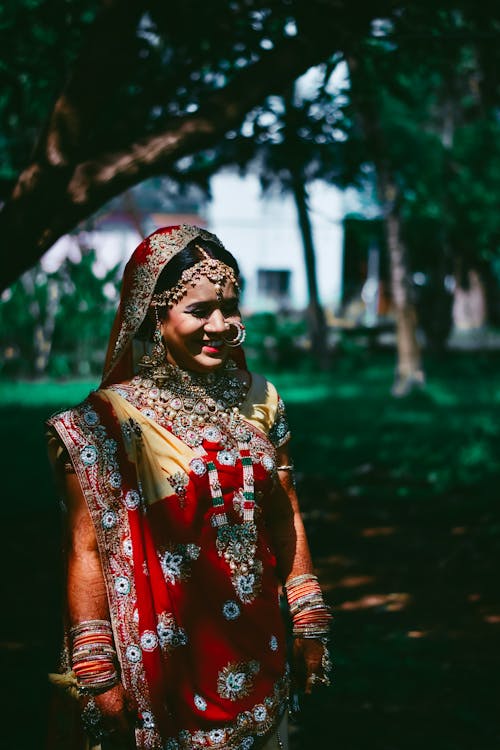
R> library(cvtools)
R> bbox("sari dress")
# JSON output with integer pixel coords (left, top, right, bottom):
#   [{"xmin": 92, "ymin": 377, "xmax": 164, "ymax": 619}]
[{"xmin": 47, "ymin": 370, "xmax": 291, "ymax": 750}]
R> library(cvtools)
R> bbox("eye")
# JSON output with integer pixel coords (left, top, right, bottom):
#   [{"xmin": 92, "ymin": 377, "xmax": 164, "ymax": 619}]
[
  {"xmin": 189, "ymin": 308, "xmax": 208, "ymax": 319},
  {"xmin": 222, "ymin": 301, "xmax": 240, "ymax": 316}
]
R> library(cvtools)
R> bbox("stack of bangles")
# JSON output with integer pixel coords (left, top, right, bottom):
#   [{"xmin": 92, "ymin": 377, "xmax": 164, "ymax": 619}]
[
  {"xmin": 285, "ymin": 573, "xmax": 332, "ymax": 638},
  {"xmin": 71, "ymin": 619, "xmax": 119, "ymax": 695},
  {"xmin": 285, "ymin": 573, "xmax": 333, "ymax": 686}
]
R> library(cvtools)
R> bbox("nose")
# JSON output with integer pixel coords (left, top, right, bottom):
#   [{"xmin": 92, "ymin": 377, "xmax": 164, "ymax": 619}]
[{"xmin": 204, "ymin": 309, "xmax": 227, "ymax": 334}]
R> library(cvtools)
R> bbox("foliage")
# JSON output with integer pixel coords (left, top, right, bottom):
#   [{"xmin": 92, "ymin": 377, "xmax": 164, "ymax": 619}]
[{"xmin": 0, "ymin": 249, "xmax": 121, "ymax": 377}]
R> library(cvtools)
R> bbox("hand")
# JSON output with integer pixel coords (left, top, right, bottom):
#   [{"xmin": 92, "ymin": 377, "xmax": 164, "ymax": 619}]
[
  {"xmin": 82, "ymin": 683, "xmax": 136, "ymax": 747},
  {"xmin": 292, "ymin": 637, "xmax": 331, "ymax": 695}
]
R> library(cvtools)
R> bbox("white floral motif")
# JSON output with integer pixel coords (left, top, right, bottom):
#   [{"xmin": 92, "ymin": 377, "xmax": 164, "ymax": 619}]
[
  {"xmin": 208, "ymin": 729, "xmax": 226, "ymax": 744},
  {"xmin": 185, "ymin": 544, "xmax": 200, "ymax": 560},
  {"xmin": 140, "ymin": 630, "xmax": 158, "ymax": 652},
  {"xmin": 158, "ymin": 550, "xmax": 184, "ymax": 584},
  {"xmin": 164, "ymin": 740, "xmax": 179, "ymax": 750},
  {"xmin": 203, "ymin": 425, "xmax": 221, "ymax": 443},
  {"xmin": 122, "ymin": 538, "xmax": 133, "ymax": 557},
  {"xmin": 157, "ymin": 613, "xmax": 188, "ymax": 651},
  {"xmin": 189, "ymin": 458, "xmax": 206, "ymax": 476},
  {"xmin": 126, "ymin": 644, "xmax": 141, "ymax": 663},
  {"xmin": 217, "ymin": 661, "xmax": 259, "ymax": 701},
  {"xmin": 260, "ymin": 454, "xmax": 275, "ymax": 472},
  {"xmin": 80, "ymin": 445, "xmax": 98, "ymax": 465},
  {"xmin": 217, "ymin": 449, "xmax": 237, "ymax": 466},
  {"xmin": 269, "ymin": 635, "xmax": 278, "ymax": 652},
  {"xmin": 83, "ymin": 410, "xmax": 99, "ymax": 426},
  {"xmin": 253, "ymin": 704, "xmax": 267, "ymax": 722},
  {"xmin": 141, "ymin": 710, "xmax": 155, "ymax": 729},
  {"xmin": 240, "ymin": 738, "xmax": 255, "ymax": 749},
  {"xmin": 124, "ymin": 490, "xmax": 140, "ymax": 509},
  {"xmin": 194, "ymin": 694, "xmax": 207, "ymax": 711},
  {"xmin": 101, "ymin": 510, "xmax": 117, "ymax": 529},
  {"xmin": 114, "ymin": 576, "xmax": 130, "ymax": 595},
  {"xmin": 109, "ymin": 471, "xmax": 122, "ymax": 489},
  {"xmin": 222, "ymin": 600, "xmax": 241, "ymax": 621},
  {"xmin": 141, "ymin": 407, "xmax": 156, "ymax": 420}
]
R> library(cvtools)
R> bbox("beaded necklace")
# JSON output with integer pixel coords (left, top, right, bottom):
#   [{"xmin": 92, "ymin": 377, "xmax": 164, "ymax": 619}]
[{"xmin": 124, "ymin": 362, "xmax": 262, "ymax": 603}]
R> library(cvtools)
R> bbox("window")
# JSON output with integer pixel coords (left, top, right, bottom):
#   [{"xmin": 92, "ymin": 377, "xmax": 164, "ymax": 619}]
[{"xmin": 257, "ymin": 269, "xmax": 291, "ymax": 298}]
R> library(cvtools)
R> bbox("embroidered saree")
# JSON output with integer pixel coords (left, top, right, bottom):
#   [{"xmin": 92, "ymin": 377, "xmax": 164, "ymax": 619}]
[{"xmin": 47, "ymin": 371, "xmax": 291, "ymax": 750}]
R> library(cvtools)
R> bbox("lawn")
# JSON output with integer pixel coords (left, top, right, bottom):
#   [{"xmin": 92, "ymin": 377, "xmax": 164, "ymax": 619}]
[{"xmin": 2, "ymin": 350, "xmax": 500, "ymax": 749}]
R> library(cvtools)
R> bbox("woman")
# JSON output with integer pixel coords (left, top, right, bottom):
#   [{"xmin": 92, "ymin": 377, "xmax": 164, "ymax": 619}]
[{"xmin": 47, "ymin": 225, "xmax": 332, "ymax": 750}]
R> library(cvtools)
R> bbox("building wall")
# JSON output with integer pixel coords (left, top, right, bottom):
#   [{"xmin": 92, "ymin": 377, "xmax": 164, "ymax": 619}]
[{"xmin": 208, "ymin": 172, "xmax": 344, "ymax": 312}]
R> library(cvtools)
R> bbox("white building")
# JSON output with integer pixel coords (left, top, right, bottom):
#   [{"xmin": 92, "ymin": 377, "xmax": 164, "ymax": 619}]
[{"xmin": 42, "ymin": 172, "xmax": 346, "ymax": 314}]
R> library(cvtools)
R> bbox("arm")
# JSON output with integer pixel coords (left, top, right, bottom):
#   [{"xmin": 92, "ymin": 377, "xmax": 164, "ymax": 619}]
[
  {"xmin": 52, "ymin": 450, "xmax": 135, "ymax": 741},
  {"xmin": 266, "ymin": 442, "xmax": 332, "ymax": 694}
]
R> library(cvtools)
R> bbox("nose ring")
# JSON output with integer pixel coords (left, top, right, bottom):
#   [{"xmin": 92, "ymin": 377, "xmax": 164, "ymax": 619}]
[{"xmin": 223, "ymin": 320, "xmax": 246, "ymax": 347}]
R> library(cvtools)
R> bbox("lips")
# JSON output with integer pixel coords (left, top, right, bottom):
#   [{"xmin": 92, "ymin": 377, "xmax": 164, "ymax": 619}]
[{"xmin": 201, "ymin": 340, "xmax": 224, "ymax": 353}]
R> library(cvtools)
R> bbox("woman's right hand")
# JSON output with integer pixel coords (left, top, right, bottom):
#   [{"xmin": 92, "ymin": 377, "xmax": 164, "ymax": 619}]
[{"xmin": 83, "ymin": 683, "xmax": 136, "ymax": 747}]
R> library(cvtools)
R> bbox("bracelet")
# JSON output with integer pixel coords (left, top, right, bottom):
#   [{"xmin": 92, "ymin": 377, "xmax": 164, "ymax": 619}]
[
  {"xmin": 277, "ymin": 464, "xmax": 294, "ymax": 471},
  {"xmin": 71, "ymin": 619, "xmax": 119, "ymax": 695}
]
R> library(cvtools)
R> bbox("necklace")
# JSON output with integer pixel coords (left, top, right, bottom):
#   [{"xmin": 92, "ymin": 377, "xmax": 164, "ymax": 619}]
[
  {"xmin": 127, "ymin": 362, "xmax": 262, "ymax": 604},
  {"xmin": 131, "ymin": 361, "xmax": 251, "ymax": 450}
]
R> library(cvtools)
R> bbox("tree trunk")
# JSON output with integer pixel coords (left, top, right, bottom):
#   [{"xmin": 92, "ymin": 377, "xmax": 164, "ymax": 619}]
[
  {"xmin": 384, "ymin": 187, "xmax": 424, "ymax": 396},
  {"xmin": 290, "ymin": 172, "xmax": 329, "ymax": 367}
]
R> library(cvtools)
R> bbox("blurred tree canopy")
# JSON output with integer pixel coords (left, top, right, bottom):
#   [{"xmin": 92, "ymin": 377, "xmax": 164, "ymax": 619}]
[{"xmin": 1, "ymin": 0, "xmax": 498, "ymax": 291}]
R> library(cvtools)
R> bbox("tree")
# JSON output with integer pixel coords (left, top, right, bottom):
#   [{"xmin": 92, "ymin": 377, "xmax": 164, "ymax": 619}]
[{"xmin": 0, "ymin": 0, "xmax": 400, "ymax": 291}]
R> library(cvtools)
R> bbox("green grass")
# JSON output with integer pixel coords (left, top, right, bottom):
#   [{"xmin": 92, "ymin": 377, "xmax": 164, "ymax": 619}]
[
  {"xmin": 3, "ymin": 351, "xmax": 500, "ymax": 749},
  {"xmin": 2, "ymin": 350, "xmax": 500, "ymax": 512}
]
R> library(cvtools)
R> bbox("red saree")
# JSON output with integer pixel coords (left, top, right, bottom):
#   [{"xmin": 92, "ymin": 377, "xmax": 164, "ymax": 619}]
[{"xmin": 47, "ymin": 373, "xmax": 290, "ymax": 750}]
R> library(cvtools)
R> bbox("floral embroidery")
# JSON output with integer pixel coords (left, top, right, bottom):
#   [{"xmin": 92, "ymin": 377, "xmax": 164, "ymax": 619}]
[
  {"xmin": 114, "ymin": 576, "xmax": 131, "ymax": 595},
  {"xmin": 189, "ymin": 457, "xmax": 206, "ymax": 476},
  {"xmin": 124, "ymin": 489, "xmax": 141, "ymax": 510},
  {"xmin": 208, "ymin": 729, "xmax": 227, "ymax": 744},
  {"xmin": 141, "ymin": 710, "xmax": 155, "ymax": 729},
  {"xmin": 260, "ymin": 454, "xmax": 275, "ymax": 473},
  {"xmin": 269, "ymin": 635, "xmax": 278, "ymax": 652},
  {"xmin": 216, "ymin": 523, "xmax": 262, "ymax": 604},
  {"xmin": 83, "ymin": 410, "xmax": 99, "ymax": 426},
  {"xmin": 240, "ymin": 738, "xmax": 255, "ymax": 749},
  {"xmin": 157, "ymin": 612, "xmax": 188, "ymax": 652},
  {"xmin": 194, "ymin": 694, "xmax": 207, "ymax": 711},
  {"xmin": 217, "ymin": 449, "xmax": 237, "ymax": 466},
  {"xmin": 140, "ymin": 630, "xmax": 158, "ymax": 652},
  {"xmin": 222, "ymin": 600, "xmax": 241, "ymax": 621},
  {"xmin": 126, "ymin": 644, "xmax": 142, "ymax": 663},
  {"xmin": 253, "ymin": 704, "xmax": 267, "ymax": 722},
  {"xmin": 268, "ymin": 397, "xmax": 290, "ymax": 447},
  {"xmin": 122, "ymin": 538, "xmax": 133, "ymax": 557},
  {"xmin": 217, "ymin": 660, "xmax": 260, "ymax": 701},
  {"xmin": 164, "ymin": 741, "xmax": 179, "ymax": 750},
  {"xmin": 109, "ymin": 471, "xmax": 122, "ymax": 489},
  {"xmin": 80, "ymin": 445, "xmax": 98, "ymax": 465},
  {"xmin": 102, "ymin": 509, "xmax": 117, "ymax": 529},
  {"xmin": 158, "ymin": 542, "xmax": 200, "ymax": 585}
]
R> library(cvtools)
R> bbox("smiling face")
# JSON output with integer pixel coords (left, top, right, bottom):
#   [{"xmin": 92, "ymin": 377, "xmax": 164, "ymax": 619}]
[{"xmin": 159, "ymin": 276, "xmax": 241, "ymax": 373}]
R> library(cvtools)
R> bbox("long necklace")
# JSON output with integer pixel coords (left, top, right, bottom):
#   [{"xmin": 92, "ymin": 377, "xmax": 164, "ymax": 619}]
[{"xmin": 127, "ymin": 362, "xmax": 262, "ymax": 603}]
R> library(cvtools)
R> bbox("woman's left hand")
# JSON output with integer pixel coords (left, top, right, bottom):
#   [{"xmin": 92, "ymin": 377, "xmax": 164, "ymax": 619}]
[{"xmin": 292, "ymin": 637, "xmax": 331, "ymax": 695}]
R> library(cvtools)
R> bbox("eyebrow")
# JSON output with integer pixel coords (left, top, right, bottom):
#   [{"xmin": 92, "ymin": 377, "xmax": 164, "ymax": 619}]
[{"xmin": 184, "ymin": 296, "xmax": 239, "ymax": 310}]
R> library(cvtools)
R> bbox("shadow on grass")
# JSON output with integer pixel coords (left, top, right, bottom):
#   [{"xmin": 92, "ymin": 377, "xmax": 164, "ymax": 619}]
[{"xmin": 2, "ymin": 353, "xmax": 500, "ymax": 749}]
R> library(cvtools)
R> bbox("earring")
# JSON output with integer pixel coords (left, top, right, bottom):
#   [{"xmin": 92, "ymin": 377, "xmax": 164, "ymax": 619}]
[
  {"xmin": 139, "ymin": 308, "xmax": 167, "ymax": 371},
  {"xmin": 224, "ymin": 320, "xmax": 246, "ymax": 347}
]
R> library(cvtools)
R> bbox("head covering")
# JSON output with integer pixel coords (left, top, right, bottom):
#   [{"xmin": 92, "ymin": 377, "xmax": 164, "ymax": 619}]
[{"xmin": 101, "ymin": 224, "xmax": 230, "ymax": 386}]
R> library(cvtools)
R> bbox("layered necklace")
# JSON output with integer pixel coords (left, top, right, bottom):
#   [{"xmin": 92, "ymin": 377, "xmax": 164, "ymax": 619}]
[{"xmin": 126, "ymin": 362, "xmax": 262, "ymax": 604}]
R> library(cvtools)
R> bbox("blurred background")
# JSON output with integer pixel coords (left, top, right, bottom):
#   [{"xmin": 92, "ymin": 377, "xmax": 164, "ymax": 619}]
[{"xmin": 1, "ymin": 1, "xmax": 500, "ymax": 748}]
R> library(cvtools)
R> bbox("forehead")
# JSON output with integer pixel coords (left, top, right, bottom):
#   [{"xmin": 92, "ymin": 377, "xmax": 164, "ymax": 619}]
[{"xmin": 177, "ymin": 276, "xmax": 238, "ymax": 305}]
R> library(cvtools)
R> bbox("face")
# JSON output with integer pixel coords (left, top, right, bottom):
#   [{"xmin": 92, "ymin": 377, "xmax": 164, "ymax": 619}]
[{"xmin": 159, "ymin": 276, "xmax": 242, "ymax": 373}]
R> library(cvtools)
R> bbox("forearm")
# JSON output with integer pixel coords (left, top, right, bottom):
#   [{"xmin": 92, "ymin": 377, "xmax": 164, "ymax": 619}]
[{"xmin": 267, "ymin": 479, "xmax": 315, "ymax": 585}]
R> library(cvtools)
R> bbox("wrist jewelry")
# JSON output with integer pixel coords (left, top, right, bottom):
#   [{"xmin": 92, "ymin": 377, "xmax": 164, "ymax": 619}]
[
  {"xmin": 71, "ymin": 619, "xmax": 119, "ymax": 695},
  {"xmin": 285, "ymin": 573, "xmax": 332, "ymax": 639}
]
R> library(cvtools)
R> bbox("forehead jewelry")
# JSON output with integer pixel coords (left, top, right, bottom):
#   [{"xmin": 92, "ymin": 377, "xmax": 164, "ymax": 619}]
[{"xmin": 151, "ymin": 246, "xmax": 240, "ymax": 308}]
